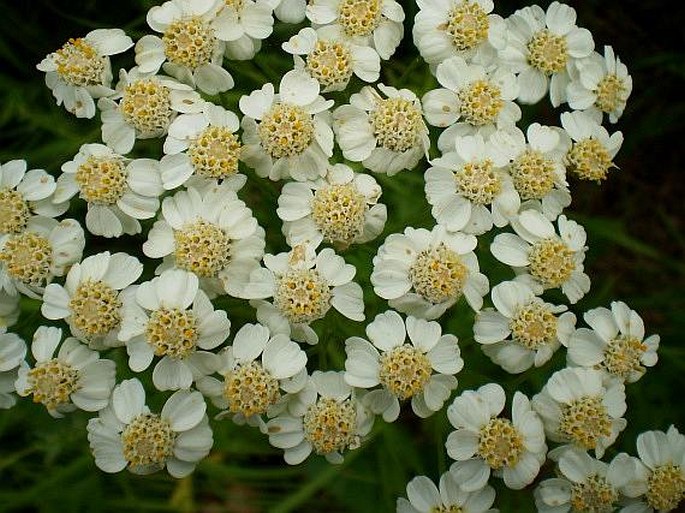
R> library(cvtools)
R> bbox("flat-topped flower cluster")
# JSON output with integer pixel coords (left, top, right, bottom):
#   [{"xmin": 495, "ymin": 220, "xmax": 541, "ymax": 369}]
[{"xmin": 2, "ymin": 0, "xmax": 681, "ymax": 511}]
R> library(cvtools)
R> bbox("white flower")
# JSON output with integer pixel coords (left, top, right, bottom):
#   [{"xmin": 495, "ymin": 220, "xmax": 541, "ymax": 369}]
[
  {"xmin": 344, "ymin": 310, "xmax": 462, "ymax": 422},
  {"xmin": 306, "ymin": 0, "xmax": 405, "ymax": 60},
  {"xmin": 41, "ymin": 252, "xmax": 143, "ymax": 349},
  {"xmin": 55, "ymin": 143, "xmax": 164, "ymax": 237},
  {"xmin": 245, "ymin": 244, "xmax": 364, "ymax": 344},
  {"xmin": 568, "ymin": 301, "xmax": 659, "ymax": 384},
  {"xmin": 446, "ymin": 383, "xmax": 546, "ymax": 491},
  {"xmin": 0, "ymin": 327, "xmax": 26, "ymax": 409},
  {"xmin": 197, "ymin": 323, "xmax": 307, "ymax": 429},
  {"xmin": 422, "ymin": 56, "xmax": 520, "ymax": 137},
  {"xmin": 15, "ymin": 326, "xmax": 116, "ymax": 417},
  {"xmin": 426, "ymin": 133, "xmax": 520, "ymax": 235},
  {"xmin": 212, "ymin": 0, "xmax": 274, "ymax": 61},
  {"xmin": 612, "ymin": 426, "xmax": 685, "ymax": 512},
  {"xmin": 0, "ymin": 217, "xmax": 85, "ymax": 298},
  {"xmin": 413, "ymin": 0, "xmax": 507, "ymax": 67},
  {"xmin": 136, "ymin": 0, "xmax": 234, "ymax": 95},
  {"xmin": 566, "ymin": 45, "xmax": 633, "ymax": 123},
  {"xmin": 371, "ymin": 225, "xmax": 489, "ymax": 319},
  {"xmin": 333, "ymin": 84, "xmax": 430, "ymax": 176},
  {"xmin": 36, "ymin": 28, "xmax": 133, "ymax": 118},
  {"xmin": 277, "ymin": 163, "xmax": 387, "ymax": 249},
  {"xmin": 0, "ymin": 160, "xmax": 69, "ymax": 235},
  {"xmin": 118, "ymin": 269, "xmax": 230, "ymax": 391},
  {"xmin": 490, "ymin": 210, "xmax": 590, "ymax": 303},
  {"xmin": 266, "ymin": 370, "xmax": 373, "ymax": 464},
  {"xmin": 474, "ymin": 280, "xmax": 575, "ymax": 374},
  {"xmin": 500, "ymin": 2, "xmax": 594, "ymax": 105},
  {"xmin": 98, "ymin": 67, "xmax": 204, "ymax": 155},
  {"xmin": 561, "ymin": 110, "xmax": 623, "ymax": 182},
  {"xmin": 272, "ymin": 0, "xmax": 306, "ymax": 24},
  {"xmin": 283, "ymin": 26, "xmax": 381, "ymax": 92},
  {"xmin": 531, "ymin": 367, "xmax": 627, "ymax": 458},
  {"xmin": 87, "ymin": 378, "xmax": 213, "ymax": 477},
  {"xmin": 239, "ymin": 70, "xmax": 334, "ymax": 181},
  {"xmin": 143, "ymin": 184, "xmax": 264, "ymax": 298},
  {"xmin": 534, "ymin": 448, "xmax": 624, "ymax": 513},
  {"xmin": 397, "ymin": 471, "xmax": 497, "ymax": 513}
]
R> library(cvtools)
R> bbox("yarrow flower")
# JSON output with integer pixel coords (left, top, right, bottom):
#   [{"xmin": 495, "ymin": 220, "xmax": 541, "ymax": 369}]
[
  {"xmin": 87, "ymin": 378, "xmax": 212, "ymax": 477},
  {"xmin": 212, "ymin": 0, "xmax": 274, "ymax": 60},
  {"xmin": 0, "ymin": 327, "xmax": 26, "ymax": 409},
  {"xmin": 397, "ymin": 471, "xmax": 497, "ymax": 513},
  {"xmin": 344, "ymin": 310, "xmax": 462, "ymax": 421},
  {"xmin": 37, "ymin": 28, "xmax": 134, "ymax": 118}
]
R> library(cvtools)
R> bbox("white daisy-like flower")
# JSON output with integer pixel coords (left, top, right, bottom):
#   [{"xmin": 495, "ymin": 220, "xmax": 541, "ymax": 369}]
[
  {"xmin": 87, "ymin": 378, "xmax": 213, "ymax": 477},
  {"xmin": 474, "ymin": 280, "xmax": 576, "ymax": 374},
  {"xmin": 535, "ymin": 448, "xmax": 623, "ymax": 513},
  {"xmin": 41, "ymin": 252, "xmax": 143, "ymax": 349},
  {"xmin": 244, "ymin": 243, "xmax": 364, "ymax": 345},
  {"xmin": 118, "ymin": 269, "xmax": 230, "ymax": 391},
  {"xmin": 426, "ymin": 133, "xmax": 520, "ymax": 235},
  {"xmin": 446, "ymin": 383, "xmax": 546, "ymax": 491},
  {"xmin": 98, "ymin": 67, "xmax": 204, "ymax": 155},
  {"xmin": 488, "ymin": 124, "xmax": 571, "ymax": 220},
  {"xmin": 135, "ymin": 0, "xmax": 234, "ymax": 95},
  {"xmin": 0, "ymin": 217, "xmax": 85, "ymax": 298},
  {"xmin": 0, "ymin": 327, "xmax": 26, "ymax": 409},
  {"xmin": 55, "ymin": 143, "xmax": 163, "ymax": 238},
  {"xmin": 413, "ymin": 0, "xmax": 507, "ymax": 68},
  {"xmin": 143, "ymin": 184, "xmax": 264, "ymax": 298},
  {"xmin": 306, "ymin": 0, "xmax": 405, "ymax": 60},
  {"xmin": 490, "ymin": 209, "xmax": 590, "ymax": 303},
  {"xmin": 266, "ymin": 370, "xmax": 373, "ymax": 465},
  {"xmin": 531, "ymin": 367, "xmax": 627, "ymax": 458},
  {"xmin": 397, "ymin": 471, "xmax": 497, "ymax": 513},
  {"xmin": 36, "ymin": 29, "xmax": 134, "ymax": 118},
  {"xmin": 501, "ymin": 2, "xmax": 594, "ymax": 105},
  {"xmin": 560, "ymin": 110, "xmax": 624, "ymax": 183},
  {"xmin": 271, "ymin": 0, "xmax": 306, "ymax": 24},
  {"xmin": 276, "ymin": 163, "xmax": 387, "ymax": 250},
  {"xmin": 612, "ymin": 426, "xmax": 685, "ymax": 513},
  {"xmin": 371, "ymin": 225, "xmax": 488, "ymax": 319},
  {"xmin": 422, "ymin": 56, "xmax": 520, "ymax": 137},
  {"xmin": 344, "ymin": 310, "xmax": 462, "ymax": 422},
  {"xmin": 333, "ymin": 84, "xmax": 430, "ymax": 176},
  {"xmin": 0, "ymin": 291, "xmax": 20, "ymax": 328},
  {"xmin": 568, "ymin": 301, "xmax": 659, "ymax": 384},
  {"xmin": 14, "ymin": 326, "xmax": 116, "ymax": 418},
  {"xmin": 566, "ymin": 45, "xmax": 633, "ymax": 124},
  {"xmin": 282, "ymin": 26, "xmax": 381, "ymax": 92},
  {"xmin": 212, "ymin": 0, "xmax": 274, "ymax": 61},
  {"xmin": 0, "ymin": 160, "xmax": 69, "ymax": 235},
  {"xmin": 239, "ymin": 70, "xmax": 334, "ymax": 181},
  {"xmin": 197, "ymin": 322, "xmax": 307, "ymax": 429}
]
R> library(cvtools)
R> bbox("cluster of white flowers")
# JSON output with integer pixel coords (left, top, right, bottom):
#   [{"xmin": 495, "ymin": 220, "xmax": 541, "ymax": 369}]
[{"xmin": 2, "ymin": 0, "xmax": 681, "ymax": 511}]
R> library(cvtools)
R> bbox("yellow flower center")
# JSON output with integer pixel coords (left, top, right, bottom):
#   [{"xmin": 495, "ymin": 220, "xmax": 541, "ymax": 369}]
[
  {"xmin": 274, "ymin": 269, "xmax": 332, "ymax": 324},
  {"xmin": 174, "ymin": 219, "xmax": 231, "ymax": 278},
  {"xmin": 188, "ymin": 125, "xmax": 242, "ymax": 179},
  {"xmin": 431, "ymin": 506, "xmax": 463, "ymax": 513},
  {"xmin": 528, "ymin": 238, "xmax": 576, "ymax": 289},
  {"xmin": 311, "ymin": 183, "xmax": 368, "ymax": 247},
  {"xmin": 75, "ymin": 155, "xmax": 128, "ymax": 205},
  {"xmin": 510, "ymin": 149, "xmax": 556, "ymax": 200},
  {"xmin": 567, "ymin": 138, "xmax": 614, "ymax": 182},
  {"xmin": 510, "ymin": 301, "xmax": 557, "ymax": 350},
  {"xmin": 646, "ymin": 464, "xmax": 685, "ymax": 512},
  {"xmin": 54, "ymin": 37, "xmax": 106, "ymax": 87},
  {"xmin": 527, "ymin": 29, "xmax": 568, "ymax": 75},
  {"xmin": 120, "ymin": 79, "xmax": 173, "ymax": 138},
  {"xmin": 559, "ymin": 396, "xmax": 612, "ymax": 450},
  {"xmin": 445, "ymin": 0, "xmax": 490, "ymax": 52},
  {"xmin": 27, "ymin": 358, "xmax": 80, "ymax": 410},
  {"xmin": 303, "ymin": 397, "xmax": 358, "ymax": 455},
  {"xmin": 0, "ymin": 232, "xmax": 52, "ymax": 287},
  {"xmin": 409, "ymin": 243, "xmax": 469, "ymax": 305},
  {"xmin": 145, "ymin": 308, "xmax": 199, "ymax": 359},
  {"xmin": 69, "ymin": 279, "xmax": 122, "ymax": 338},
  {"xmin": 338, "ymin": 0, "xmax": 382, "ymax": 37},
  {"xmin": 370, "ymin": 97, "xmax": 424, "ymax": 153},
  {"xmin": 379, "ymin": 344, "xmax": 432, "ymax": 400},
  {"xmin": 306, "ymin": 40, "xmax": 353, "ymax": 89},
  {"xmin": 594, "ymin": 74, "xmax": 626, "ymax": 114},
  {"xmin": 569, "ymin": 474, "xmax": 618, "ymax": 513},
  {"xmin": 457, "ymin": 79, "xmax": 503, "ymax": 126},
  {"xmin": 602, "ymin": 335, "xmax": 646, "ymax": 380},
  {"xmin": 258, "ymin": 103, "xmax": 315, "ymax": 159},
  {"xmin": 454, "ymin": 159, "xmax": 502, "ymax": 205},
  {"xmin": 122, "ymin": 413, "xmax": 175, "ymax": 467},
  {"xmin": 225, "ymin": 0, "xmax": 244, "ymax": 10},
  {"xmin": 478, "ymin": 417, "xmax": 525, "ymax": 470},
  {"xmin": 0, "ymin": 188, "xmax": 30, "ymax": 234},
  {"xmin": 224, "ymin": 361, "xmax": 280, "ymax": 418},
  {"xmin": 162, "ymin": 17, "xmax": 216, "ymax": 70}
]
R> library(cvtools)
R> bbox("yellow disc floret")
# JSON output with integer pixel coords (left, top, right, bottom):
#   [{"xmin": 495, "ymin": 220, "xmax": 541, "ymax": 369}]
[
  {"xmin": 528, "ymin": 238, "xmax": 576, "ymax": 289},
  {"xmin": 69, "ymin": 279, "xmax": 122, "ymax": 338},
  {"xmin": 457, "ymin": 80, "xmax": 503, "ymax": 126},
  {"xmin": 569, "ymin": 474, "xmax": 619, "ymax": 513},
  {"xmin": 454, "ymin": 159, "xmax": 502, "ymax": 205},
  {"xmin": 311, "ymin": 183, "xmax": 368, "ymax": 246},
  {"xmin": 174, "ymin": 219, "xmax": 231, "ymax": 278},
  {"xmin": 527, "ymin": 29, "xmax": 568, "ymax": 75},
  {"xmin": 370, "ymin": 97, "xmax": 424, "ymax": 153},
  {"xmin": 409, "ymin": 243, "xmax": 469, "ymax": 305},
  {"xmin": 478, "ymin": 418, "xmax": 525, "ymax": 470},
  {"xmin": 0, "ymin": 188, "xmax": 30, "ymax": 234},
  {"xmin": 258, "ymin": 103, "xmax": 315, "ymax": 159},
  {"xmin": 188, "ymin": 125, "xmax": 242, "ymax": 179},
  {"xmin": 27, "ymin": 358, "xmax": 80, "ymax": 410},
  {"xmin": 306, "ymin": 40, "xmax": 353, "ymax": 89},
  {"xmin": 120, "ymin": 79, "xmax": 173, "ymax": 137},
  {"xmin": 273, "ymin": 269, "xmax": 332, "ymax": 324},
  {"xmin": 224, "ymin": 361, "xmax": 280, "ymax": 417},
  {"xmin": 510, "ymin": 149, "xmax": 556, "ymax": 200},
  {"xmin": 379, "ymin": 344, "xmax": 432, "ymax": 400},
  {"xmin": 55, "ymin": 37, "xmax": 106, "ymax": 87},
  {"xmin": 646, "ymin": 464, "xmax": 685, "ymax": 512},
  {"xmin": 162, "ymin": 17, "xmax": 216, "ymax": 70},
  {"xmin": 510, "ymin": 301, "xmax": 557, "ymax": 350},
  {"xmin": 567, "ymin": 138, "xmax": 614, "ymax": 182},
  {"xmin": 303, "ymin": 397, "xmax": 358, "ymax": 454},
  {"xmin": 146, "ymin": 308, "xmax": 199, "ymax": 359},
  {"xmin": 75, "ymin": 155, "xmax": 128, "ymax": 205},
  {"xmin": 338, "ymin": 0, "xmax": 382, "ymax": 37},
  {"xmin": 602, "ymin": 335, "xmax": 646, "ymax": 381},
  {"xmin": 559, "ymin": 396, "xmax": 612, "ymax": 450},
  {"xmin": 594, "ymin": 74, "xmax": 626, "ymax": 115},
  {"xmin": 0, "ymin": 232, "xmax": 52, "ymax": 287},
  {"xmin": 445, "ymin": 0, "xmax": 490, "ymax": 52},
  {"xmin": 122, "ymin": 413, "xmax": 175, "ymax": 467}
]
